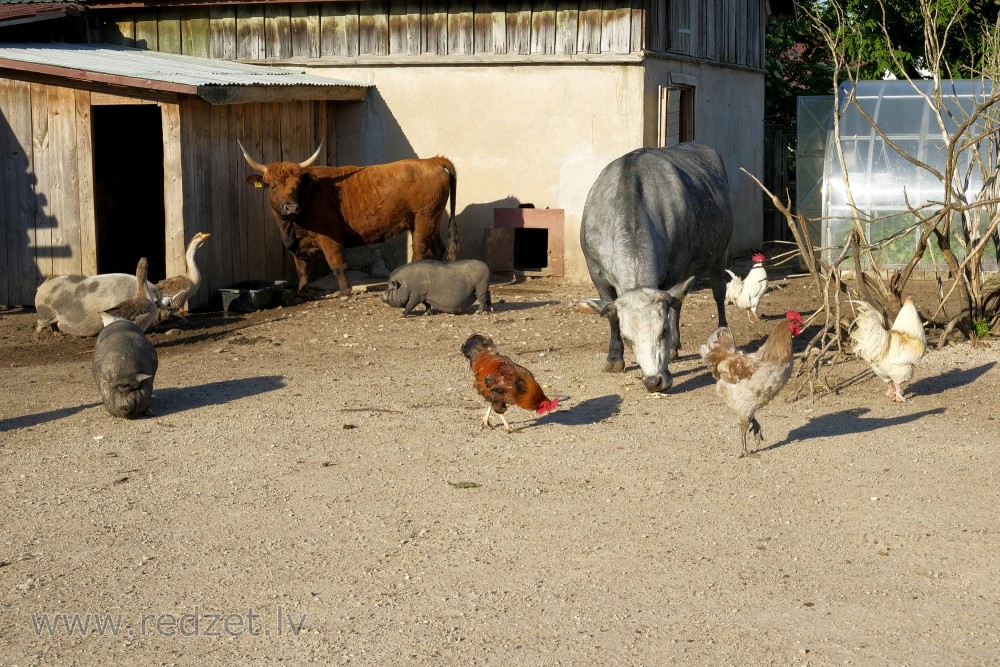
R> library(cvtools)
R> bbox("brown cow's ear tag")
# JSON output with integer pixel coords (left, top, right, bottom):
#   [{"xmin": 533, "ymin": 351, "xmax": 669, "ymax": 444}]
[{"xmin": 253, "ymin": 181, "xmax": 264, "ymax": 188}]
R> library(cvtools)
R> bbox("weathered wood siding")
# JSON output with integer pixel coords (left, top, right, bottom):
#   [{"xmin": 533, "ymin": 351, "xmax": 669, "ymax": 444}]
[
  {"xmin": 177, "ymin": 98, "xmax": 334, "ymax": 306},
  {"xmin": 0, "ymin": 79, "xmax": 96, "ymax": 306},
  {"xmin": 0, "ymin": 75, "xmax": 333, "ymax": 307},
  {"xmin": 92, "ymin": 1, "xmax": 767, "ymax": 69}
]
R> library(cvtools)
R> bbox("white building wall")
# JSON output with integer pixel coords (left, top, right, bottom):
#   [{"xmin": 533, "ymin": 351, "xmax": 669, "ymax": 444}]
[
  {"xmin": 642, "ymin": 58, "xmax": 766, "ymax": 255},
  {"xmin": 316, "ymin": 60, "xmax": 762, "ymax": 284}
]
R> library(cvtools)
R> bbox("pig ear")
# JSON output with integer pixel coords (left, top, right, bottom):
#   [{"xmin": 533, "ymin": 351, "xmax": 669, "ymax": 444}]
[
  {"xmin": 388, "ymin": 280, "xmax": 400, "ymax": 289},
  {"xmin": 582, "ymin": 298, "xmax": 616, "ymax": 318}
]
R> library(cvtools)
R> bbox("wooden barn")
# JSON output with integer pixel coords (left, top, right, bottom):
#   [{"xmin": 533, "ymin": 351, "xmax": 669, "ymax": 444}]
[
  {"xmin": 1, "ymin": 0, "xmax": 787, "ymax": 305},
  {"xmin": 0, "ymin": 41, "xmax": 368, "ymax": 307}
]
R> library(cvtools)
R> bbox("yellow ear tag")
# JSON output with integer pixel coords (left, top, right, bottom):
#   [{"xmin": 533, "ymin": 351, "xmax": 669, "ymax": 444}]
[{"xmin": 253, "ymin": 181, "xmax": 264, "ymax": 189}]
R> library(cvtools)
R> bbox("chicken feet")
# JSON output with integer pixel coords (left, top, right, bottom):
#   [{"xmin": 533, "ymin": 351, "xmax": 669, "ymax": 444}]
[
  {"xmin": 886, "ymin": 380, "xmax": 909, "ymax": 403},
  {"xmin": 481, "ymin": 406, "xmax": 518, "ymax": 433},
  {"xmin": 738, "ymin": 418, "xmax": 765, "ymax": 458}
]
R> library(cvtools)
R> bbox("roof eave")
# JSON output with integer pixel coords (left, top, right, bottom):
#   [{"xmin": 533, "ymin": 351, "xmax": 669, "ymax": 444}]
[{"xmin": 0, "ymin": 57, "xmax": 367, "ymax": 104}]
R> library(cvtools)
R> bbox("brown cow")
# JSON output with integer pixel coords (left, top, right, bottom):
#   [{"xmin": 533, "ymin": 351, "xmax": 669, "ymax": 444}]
[{"xmin": 239, "ymin": 141, "xmax": 457, "ymax": 297}]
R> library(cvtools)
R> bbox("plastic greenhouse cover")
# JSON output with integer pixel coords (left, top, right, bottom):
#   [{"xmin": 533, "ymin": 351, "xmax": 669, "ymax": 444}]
[{"xmin": 821, "ymin": 79, "xmax": 997, "ymax": 269}]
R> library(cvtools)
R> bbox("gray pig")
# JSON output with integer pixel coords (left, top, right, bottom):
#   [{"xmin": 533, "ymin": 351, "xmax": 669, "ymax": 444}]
[
  {"xmin": 35, "ymin": 274, "xmax": 162, "ymax": 338},
  {"xmin": 384, "ymin": 259, "xmax": 492, "ymax": 315},
  {"xmin": 91, "ymin": 320, "xmax": 159, "ymax": 419}
]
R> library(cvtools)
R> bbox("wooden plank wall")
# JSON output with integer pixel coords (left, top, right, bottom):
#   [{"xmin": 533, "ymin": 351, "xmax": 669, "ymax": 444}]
[
  {"xmin": 0, "ymin": 80, "xmax": 95, "ymax": 306},
  {"xmin": 95, "ymin": 1, "xmax": 769, "ymax": 68},
  {"xmin": 96, "ymin": 1, "xmax": 657, "ymax": 59},
  {"xmin": 179, "ymin": 99, "xmax": 332, "ymax": 305},
  {"xmin": 0, "ymin": 74, "xmax": 328, "ymax": 306},
  {"xmin": 0, "ymin": 79, "xmax": 35, "ymax": 305}
]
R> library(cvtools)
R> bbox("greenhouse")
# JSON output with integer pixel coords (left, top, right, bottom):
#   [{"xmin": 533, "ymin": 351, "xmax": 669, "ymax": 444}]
[{"xmin": 797, "ymin": 79, "xmax": 998, "ymax": 272}]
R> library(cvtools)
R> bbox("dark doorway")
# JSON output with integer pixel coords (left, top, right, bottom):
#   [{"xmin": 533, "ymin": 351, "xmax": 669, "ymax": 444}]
[
  {"xmin": 513, "ymin": 228, "xmax": 549, "ymax": 271},
  {"xmin": 92, "ymin": 105, "xmax": 166, "ymax": 280}
]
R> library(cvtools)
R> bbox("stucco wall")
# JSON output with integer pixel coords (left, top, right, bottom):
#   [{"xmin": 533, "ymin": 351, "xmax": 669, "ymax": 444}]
[
  {"xmin": 642, "ymin": 58, "xmax": 766, "ymax": 254},
  {"xmin": 317, "ymin": 60, "xmax": 763, "ymax": 285}
]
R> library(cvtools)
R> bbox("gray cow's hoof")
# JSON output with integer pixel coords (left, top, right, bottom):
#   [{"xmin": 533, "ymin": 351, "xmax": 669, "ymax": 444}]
[{"xmin": 603, "ymin": 360, "xmax": 626, "ymax": 373}]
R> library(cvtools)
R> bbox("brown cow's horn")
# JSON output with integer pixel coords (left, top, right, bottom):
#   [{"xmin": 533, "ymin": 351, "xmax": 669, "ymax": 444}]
[
  {"xmin": 237, "ymin": 139, "xmax": 266, "ymax": 173},
  {"xmin": 299, "ymin": 142, "xmax": 324, "ymax": 168}
]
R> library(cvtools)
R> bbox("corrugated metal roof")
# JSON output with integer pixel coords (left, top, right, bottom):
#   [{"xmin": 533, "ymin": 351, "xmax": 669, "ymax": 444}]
[
  {"xmin": 0, "ymin": 42, "xmax": 365, "ymax": 89},
  {"xmin": 0, "ymin": 1, "xmax": 79, "ymax": 25}
]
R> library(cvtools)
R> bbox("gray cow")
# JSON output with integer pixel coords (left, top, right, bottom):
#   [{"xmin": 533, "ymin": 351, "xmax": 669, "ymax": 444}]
[
  {"xmin": 384, "ymin": 259, "xmax": 492, "ymax": 315},
  {"xmin": 581, "ymin": 142, "xmax": 733, "ymax": 393},
  {"xmin": 91, "ymin": 320, "xmax": 159, "ymax": 418}
]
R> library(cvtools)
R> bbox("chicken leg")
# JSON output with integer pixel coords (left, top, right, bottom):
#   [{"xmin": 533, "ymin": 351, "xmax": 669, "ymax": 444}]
[
  {"xmin": 738, "ymin": 418, "xmax": 765, "ymax": 458},
  {"xmin": 889, "ymin": 380, "xmax": 908, "ymax": 403},
  {"xmin": 481, "ymin": 406, "xmax": 518, "ymax": 433}
]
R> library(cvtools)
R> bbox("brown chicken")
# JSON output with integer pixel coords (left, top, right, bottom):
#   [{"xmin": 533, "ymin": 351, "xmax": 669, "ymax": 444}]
[
  {"xmin": 461, "ymin": 333, "xmax": 559, "ymax": 432},
  {"xmin": 849, "ymin": 296, "xmax": 926, "ymax": 402},
  {"xmin": 699, "ymin": 311, "xmax": 803, "ymax": 457}
]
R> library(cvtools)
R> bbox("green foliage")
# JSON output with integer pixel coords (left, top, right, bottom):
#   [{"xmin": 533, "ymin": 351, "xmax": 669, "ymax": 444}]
[
  {"xmin": 973, "ymin": 317, "xmax": 991, "ymax": 338},
  {"xmin": 765, "ymin": 13, "xmax": 835, "ymax": 130},
  {"xmin": 766, "ymin": 1, "xmax": 1000, "ymax": 130},
  {"xmin": 833, "ymin": 0, "xmax": 1000, "ymax": 79}
]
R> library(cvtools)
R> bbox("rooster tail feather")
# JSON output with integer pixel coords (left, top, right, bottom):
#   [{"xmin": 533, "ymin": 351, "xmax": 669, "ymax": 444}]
[
  {"xmin": 701, "ymin": 326, "xmax": 736, "ymax": 358},
  {"xmin": 724, "ymin": 270, "xmax": 741, "ymax": 303},
  {"xmin": 849, "ymin": 306, "xmax": 891, "ymax": 363}
]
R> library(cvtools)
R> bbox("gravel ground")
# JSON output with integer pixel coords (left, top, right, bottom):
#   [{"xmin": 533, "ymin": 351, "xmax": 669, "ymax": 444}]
[{"xmin": 1, "ymin": 273, "xmax": 999, "ymax": 666}]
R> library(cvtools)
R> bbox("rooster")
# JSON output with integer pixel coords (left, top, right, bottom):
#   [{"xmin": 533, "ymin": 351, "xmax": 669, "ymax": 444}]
[
  {"xmin": 849, "ymin": 296, "xmax": 926, "ymax": 403},
  {"xmin": 700, "ymin": 311, "xmax": 803, "ymax": 457},
  {"xmin": 460, "ymin": 333, "xmax": 559, "ymax": 432},
  {"xmin": 725, "ymin": 252, "xmax": 769, "ymax": 321}
]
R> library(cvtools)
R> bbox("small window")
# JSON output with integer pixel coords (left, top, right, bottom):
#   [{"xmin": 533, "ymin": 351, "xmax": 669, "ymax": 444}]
[{"xmin": 658, "ymin": 85, "xmax": 696, "ymax": 147}]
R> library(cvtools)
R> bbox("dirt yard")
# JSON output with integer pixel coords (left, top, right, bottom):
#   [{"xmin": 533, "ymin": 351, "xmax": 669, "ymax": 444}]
[{"xmin": 1, "ymin": 269, "xmax": 999, "ymax": 666}]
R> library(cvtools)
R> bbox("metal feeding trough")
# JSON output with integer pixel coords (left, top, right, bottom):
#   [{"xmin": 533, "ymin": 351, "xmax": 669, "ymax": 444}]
[{"xmin": 219, "ymin": 280, "xmax": 288, "ymax": 316}]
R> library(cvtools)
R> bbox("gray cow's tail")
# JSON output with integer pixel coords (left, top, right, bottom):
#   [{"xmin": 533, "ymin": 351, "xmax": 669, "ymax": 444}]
[{"xmin": 442, "ymin": 160, "xmax": 459, "ymax": 262}]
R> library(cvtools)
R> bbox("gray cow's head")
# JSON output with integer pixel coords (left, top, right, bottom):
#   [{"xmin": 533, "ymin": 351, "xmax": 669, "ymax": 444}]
[{"xmin": 585, "ymin": 276, "xmax": 695, "ymax": 393}]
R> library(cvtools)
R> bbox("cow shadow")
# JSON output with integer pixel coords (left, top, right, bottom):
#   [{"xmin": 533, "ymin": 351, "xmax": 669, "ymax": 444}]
[
  {"xmin": 758, "ymin": 406, "xmax": 946, "ymax": 453},
  {"xmin": 668, "ymin": 368, "xmax": 716, "ymax": 393},
  {"xmin": 534, "ymin": 394, "xmax": 622, "ymax": 427},
  {"xmin": 151, "ymin": 376, "xmax": 286, "ymax": 415},
  {"xmin": 1, "ymin": 402, "xmax": 103, "ymax": 432}
]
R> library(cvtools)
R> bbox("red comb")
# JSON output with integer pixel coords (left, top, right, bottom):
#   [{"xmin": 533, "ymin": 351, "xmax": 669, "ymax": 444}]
[
  {"xmin": 752, "ymin": 252, "xmax": 766, "ymax": 263},
  {"xmin": 786, "ymin": 311, "xmax": 802, "ymax": 322}
]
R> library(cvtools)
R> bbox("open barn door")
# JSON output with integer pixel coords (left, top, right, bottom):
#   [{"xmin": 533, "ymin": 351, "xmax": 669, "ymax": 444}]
[{"xmin": 92, "ymin": 104, "xmax": 166, "ymax": 281}]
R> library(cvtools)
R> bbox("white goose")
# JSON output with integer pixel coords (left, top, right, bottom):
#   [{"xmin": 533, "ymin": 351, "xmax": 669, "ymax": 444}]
[{"xmin": 155, "ymin": 232, "xmax": 211, "ymax": 322}]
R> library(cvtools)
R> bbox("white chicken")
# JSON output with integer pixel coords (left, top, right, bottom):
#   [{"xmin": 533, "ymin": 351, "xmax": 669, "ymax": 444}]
[
  {"xmin": 725, "ymin": 252, "xmax": 768, "ymax": 322},
  {"xmin": 849, "ymin": 296, "xmax": 927, "ymax": 403}
]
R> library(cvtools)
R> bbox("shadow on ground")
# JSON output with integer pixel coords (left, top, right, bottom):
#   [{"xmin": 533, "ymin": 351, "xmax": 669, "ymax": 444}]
[
  {"xmin": 760, "ymin": 406, "xmax": 947, "ymax": 453},
  {"xmin": 152, "ymin": 376, "xmax": 286, "ymax": 415},
  {"xmin": 907, "ymin": 362, "xmax": 995, "ymax": 396},
  {"xmin": 1, "ymin": 402, "xmax": 103, "ymax": 431},
  {"xmin": 534, "ymin": 393, "xmax": 622, "ymax": 427}
]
